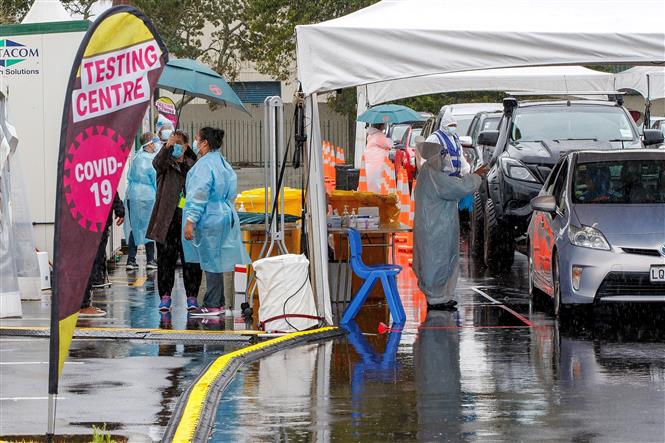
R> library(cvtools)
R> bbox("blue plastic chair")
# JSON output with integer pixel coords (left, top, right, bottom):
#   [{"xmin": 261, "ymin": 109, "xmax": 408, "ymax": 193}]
[{"xmin": 340, "ymin": 228, "xmax": 406, "ymax": 325}]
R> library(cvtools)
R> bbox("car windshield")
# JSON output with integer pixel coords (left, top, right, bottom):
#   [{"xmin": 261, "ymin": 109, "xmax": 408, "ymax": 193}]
[
  {"xmin": 482, "ymin": 117, "xmax": 500, "ymax": 131},
  {"xmin": 407, "ymin": 128, "xmax": 422, "ymax": 148},
  {"xmin": 511, "ymin": 105, "xmax": 637, "ymax": 143},
  {"xmin": 389, "ymin": 124, "xmax": 409, "ymax": 142},
  {"xmin": 573, "ymin": 159, "xmax": 665, "ymax": 204},
  {"xmin": 454, "ymin": 115, "xmax": 474, "ymax": 135}
]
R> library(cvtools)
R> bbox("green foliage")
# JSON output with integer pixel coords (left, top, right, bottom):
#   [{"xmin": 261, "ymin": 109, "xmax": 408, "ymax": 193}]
[
  {"xmin": 243, "ymin": 0, "xmax": 379, "ymax": 81},
  {"xmin": 92, "ymin": 424, "xmax": 115, "ymax": 443},
  {"xmin": 0, "ymin": 0, "xmax": 30, "ymax": 24},
  {"xmin": 396, "ymin": 91, "xmax": 506, "ymax": 114},
  {"xmin": 61, "ymin": 0, "xmax": 98, "ymax": 20},
  {"xmin": 132, "ymin": 0, "xmax": 246, "ymax": 81}
]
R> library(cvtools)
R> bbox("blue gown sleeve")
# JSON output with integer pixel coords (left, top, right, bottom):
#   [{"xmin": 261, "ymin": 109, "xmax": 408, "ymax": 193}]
[
  {"xmin": 184, "ymin": 163, "xmax": 213, "ymax": 224},
  {"xmin": 427, "ymin": 166, "xmax": 481, "ymax": 201}
]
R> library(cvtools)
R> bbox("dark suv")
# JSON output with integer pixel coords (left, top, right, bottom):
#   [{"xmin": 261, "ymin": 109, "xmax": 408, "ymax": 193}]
[{"xmin": 471, "ymin": 97, "xmax": 664, "ymax": 272}]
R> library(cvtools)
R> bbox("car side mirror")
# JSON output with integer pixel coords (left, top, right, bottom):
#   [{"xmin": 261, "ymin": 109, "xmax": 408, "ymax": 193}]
[
  {"xmin": 478, "ymin": 130, "xmax": 499, "ymax": 147},
  {"xmin": 531, "ymin": 195, "xmax": 557, "ymax": 214},
  {"xmin": 643, "ymin": 129, "xmax": 664, "ymax": 146},
  {"xmin": 459, "ymin": 135, "xmax": 472, "ymax": 147}
]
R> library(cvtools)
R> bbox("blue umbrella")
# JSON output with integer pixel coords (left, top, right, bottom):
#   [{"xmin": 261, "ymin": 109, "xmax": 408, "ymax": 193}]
[
  {"xmin": 357, "ymin": 104, "xmax": 425, "ymax": 125},
  {"xmin": 157, "ymin": 58, "xmax": 249, "ymax": 116}
]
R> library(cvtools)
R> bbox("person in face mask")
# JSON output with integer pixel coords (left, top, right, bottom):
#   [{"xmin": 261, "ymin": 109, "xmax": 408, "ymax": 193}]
[
  {"xmin": 158, "ymin": 121, "xmax": 174, "ymax": 142},
  {"xmin": 124, "ymin": 133, "xmax": 159, "ymax": 270},
  {"xmin": 182, "ymin": 127, "xmax": 251, "ymax": 316},
  {"xmin": 412, "ymin": 140, "xmax": 489, "ymax": 310},
  {"xmin": 146, "ymin": 129, "xmax": 202, "ymax": 312},
  {"xmin": 424, "ymin": 111, "xmax": 471, "ymax": 176}
]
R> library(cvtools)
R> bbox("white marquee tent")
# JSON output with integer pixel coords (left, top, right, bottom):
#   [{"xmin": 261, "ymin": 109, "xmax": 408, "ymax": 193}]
[
  {"xmin": 295, "ymin": 0, "xmax": 665, "ymax": 322},
  {"xmin": 614, "ymin": 66, "xmax": 665, "ymax": 101}
]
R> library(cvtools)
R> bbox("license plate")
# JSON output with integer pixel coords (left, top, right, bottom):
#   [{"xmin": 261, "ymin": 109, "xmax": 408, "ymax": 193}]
[{"xmin": 650, "ymin": 265, "xmax": 665, "ymax": 283}]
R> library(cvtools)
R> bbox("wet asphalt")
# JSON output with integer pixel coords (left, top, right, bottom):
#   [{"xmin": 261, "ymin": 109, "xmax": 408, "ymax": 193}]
[{"xmin": 1, "ymin": 236, "xmax": 665, "ymax": 442}]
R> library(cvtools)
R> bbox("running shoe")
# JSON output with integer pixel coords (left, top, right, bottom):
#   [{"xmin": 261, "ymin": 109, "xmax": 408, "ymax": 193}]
[
  {"xmin": 158, "ymin": 295, "xmax": 172, "ymax": 311},
  {"xmin": 186, "ymin": 297, "xmax": 199, "ymax": 311},
  {"xmin": 189, "ymin": 306, "xmax": 223, "ymax": 316},
  {"xmin": 126, "ymin": 261, "xmax": 138, "ymax": 270},
  {"xmin": 146, "ymin": 260, "xmax": 158, "ymax": 270},
  {"xmin": 79, "ymin": 306, "xmax": 107, "ymax": 317}
]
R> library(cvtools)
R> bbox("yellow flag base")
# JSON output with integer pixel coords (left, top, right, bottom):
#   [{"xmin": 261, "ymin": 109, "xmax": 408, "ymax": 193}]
[{"xmin": 58, "ymin": 312, "xmax": 79, "ymax": 375}]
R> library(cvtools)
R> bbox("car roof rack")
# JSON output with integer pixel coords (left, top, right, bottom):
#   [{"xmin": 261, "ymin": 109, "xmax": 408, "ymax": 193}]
[{"xmin": 505, "ymin": 91, "xmax": 626, "ymax": 105}]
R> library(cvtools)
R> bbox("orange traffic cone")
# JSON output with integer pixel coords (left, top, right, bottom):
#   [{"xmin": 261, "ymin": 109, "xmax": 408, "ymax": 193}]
[
  {"xmin": 358, "ymin": 154, "xmax": 368, "ymax": 192},
  {"xmin": 398, "ymin": 169, "xmax": 410, "ymax": 225},
  {"xmin": 386, "ymin": 157, "xmax": 397, "ymax": 194}
]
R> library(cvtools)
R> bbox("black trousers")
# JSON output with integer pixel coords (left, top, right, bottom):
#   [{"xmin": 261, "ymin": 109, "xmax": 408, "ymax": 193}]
[
  {"xmin": 81, "ymin": 224, "xmax": 110, "ymax": 308},
  {"xmin": 156, "ymin": 208, "xmax": 202, "ymax": 298}
]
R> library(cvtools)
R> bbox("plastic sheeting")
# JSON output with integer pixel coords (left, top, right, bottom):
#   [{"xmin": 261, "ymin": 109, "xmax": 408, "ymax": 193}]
[
  {"xmin": 296, "ymin": 0, "xmax": 665, "ymax": 95},
  {"xmin": 254, "ymin": 254, "xmax": 320, "ymax": 332}
]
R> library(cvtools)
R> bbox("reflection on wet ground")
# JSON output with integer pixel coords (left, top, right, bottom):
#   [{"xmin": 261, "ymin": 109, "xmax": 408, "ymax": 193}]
[
  {"xmin": 0, "ymin": 337, "xmax": 245, "ymax": 439},
  {"xmin": 211, "ymin": 237, "xmax": 665, "ymax": 442},
  {"xmin": 0, "ymin": 260, "xmax": 250, "ymax": 439},
  {"xmin": 2, "ymin": 237, "xmax": 665, "ymax": 441}
]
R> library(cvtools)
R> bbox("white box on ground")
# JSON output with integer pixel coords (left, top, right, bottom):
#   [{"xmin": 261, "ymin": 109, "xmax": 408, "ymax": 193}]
[
  {"xmin": 233, "ymin": 265, "xmax": 248, "ymax": 314},
  {"xmin": 254, "ymin": 254, "xmax": 319, "ymax": 332},
  {"xmin": 37, "ymin": 251, "xmax": 51, "ymax": 290}
]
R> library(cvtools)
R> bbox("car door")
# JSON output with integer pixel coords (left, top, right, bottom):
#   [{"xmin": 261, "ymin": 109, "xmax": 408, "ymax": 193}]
[
  {"xmin": 532, "ymin": 159, "xmax": 564, "ymax": 288},
  {"xmin": 542, "ymin": 158, "xmax": 569, "ymax": 293}
]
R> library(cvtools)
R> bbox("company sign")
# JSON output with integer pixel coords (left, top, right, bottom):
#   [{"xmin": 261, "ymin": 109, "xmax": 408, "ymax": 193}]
[{"xmin": 0, "ymin": 39, "xmax": 40, "ymax": 75}]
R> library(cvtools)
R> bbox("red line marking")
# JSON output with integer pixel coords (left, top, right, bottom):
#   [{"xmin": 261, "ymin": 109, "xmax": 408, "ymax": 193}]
[
  {"xmin": 498, "ymin": 305, "xmax": 535, "ymax": 327},
  {"xmin": 418, "ymin": 325, "xmax": 530, "ymax": 330}
]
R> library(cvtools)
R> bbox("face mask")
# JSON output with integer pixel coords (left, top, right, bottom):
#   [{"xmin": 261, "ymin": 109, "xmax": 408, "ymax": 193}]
[
  {"xmin": 446, "ymin": 126, "xmax": 457, "ymax": 135},
  {"xmin": 171, "ymin": 143, "xmax": 183, "ymax": 158},
  {"xmin": 192, "ymin": 140, "xmax": 199, "ymax": 155},
  {"xmin": 161, "ymin": 129, "xmax": 173, "ymax": 141}
]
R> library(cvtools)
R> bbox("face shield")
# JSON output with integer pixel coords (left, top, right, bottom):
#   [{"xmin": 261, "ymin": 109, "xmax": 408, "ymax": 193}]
[{"xmin": 416, "ymin": 139, "xmax": 455, "ymax": 173}]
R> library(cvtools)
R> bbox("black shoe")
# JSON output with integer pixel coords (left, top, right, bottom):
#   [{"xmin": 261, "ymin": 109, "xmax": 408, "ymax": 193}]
[{"xmin": 427, "ymin": 300, "xmax": 458, "ymax": 311}]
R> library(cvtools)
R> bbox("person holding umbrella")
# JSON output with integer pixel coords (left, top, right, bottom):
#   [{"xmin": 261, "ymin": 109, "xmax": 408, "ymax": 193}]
[
  {"xmin": 147, "ymin": 129, "xmax": 202, "ymax": 312},
  {"xmin": 357, "ymin": 104, "xmax": 425, "ymax": 193},
  {"xmin": 364, "ymin": 122, "xmax": 392, "ymax": 193}
]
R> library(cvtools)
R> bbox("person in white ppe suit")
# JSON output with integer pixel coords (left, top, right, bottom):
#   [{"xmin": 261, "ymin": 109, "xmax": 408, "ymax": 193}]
[
  {"xmin": 421, "ymin": 112, "xmax": 471, "ymax": 175},
  {"xmin": 124, "ymin": 132, "xmax": 159, "ymax": 270},
  {"xmin": 412, "ymin": 139, "xmax": 488, "ymax": 309}
]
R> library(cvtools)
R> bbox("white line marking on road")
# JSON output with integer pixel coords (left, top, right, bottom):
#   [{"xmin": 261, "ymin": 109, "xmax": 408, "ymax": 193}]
[
  {"xmin": 0, "ymin": 361, "xmax": 84, "ymax": 365},
  {"xmin": 470, "ymin": 286, "xmax": 502, "ymax": 304},
  {"xmin": 0, "ymin": 397, "xmax": 68, "ymax": 401}
]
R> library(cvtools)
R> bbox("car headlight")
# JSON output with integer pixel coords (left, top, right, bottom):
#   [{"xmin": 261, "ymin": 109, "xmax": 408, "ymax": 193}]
[
  {"xmin": 500, "ymin": 158, "xmax": 538, "ymax": 182},
  {"xmin": 567, "ymin": 225, "xmax": 611, "ymax": 251}
]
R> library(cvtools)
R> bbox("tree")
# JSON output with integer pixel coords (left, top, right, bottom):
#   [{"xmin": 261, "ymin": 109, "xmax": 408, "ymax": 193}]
[
  {"xmin": 0, "ymin": 0, "xmax": 30, "ymax": 24},
  {"xmin": 243, "ymin": 0, "xmax": 380, "ymax": 150}
]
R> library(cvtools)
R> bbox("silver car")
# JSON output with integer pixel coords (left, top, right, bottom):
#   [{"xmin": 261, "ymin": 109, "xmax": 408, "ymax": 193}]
[{"xmin": 527, "ymin": 150, "xmax": 665, "ymax": 316}]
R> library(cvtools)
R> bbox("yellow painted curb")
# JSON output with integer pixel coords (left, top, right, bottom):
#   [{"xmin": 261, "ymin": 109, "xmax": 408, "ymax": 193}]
[{"xmin": 172, "ymin": 326, "xmax": 338, "ymax": 442}]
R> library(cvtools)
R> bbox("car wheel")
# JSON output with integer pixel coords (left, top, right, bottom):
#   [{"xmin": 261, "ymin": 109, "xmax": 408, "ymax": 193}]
[
  {"xmin": 484, "ymin": 198, "xmax": 515, "ymax": 273},
  {"xmin": 469, "ymin": 191, "xmax": 484, "ymax": 258}
]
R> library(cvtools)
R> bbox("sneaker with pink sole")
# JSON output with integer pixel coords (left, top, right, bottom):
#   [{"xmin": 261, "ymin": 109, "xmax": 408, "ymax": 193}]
[{"xmin": 189, "ymin": 306, "xmax": 224, "ymax": 316}]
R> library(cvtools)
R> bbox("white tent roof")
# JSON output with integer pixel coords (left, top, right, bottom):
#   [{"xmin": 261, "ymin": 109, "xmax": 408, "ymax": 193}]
[
  {"xmin": 22, "ymin": 0, "xmax": 72, "ymax": 23},
  {"xmin": 365, "ymin": 66, "xmax": 615, "ymax": 105},
  {"xmin": 614, "ymin": 66, "xmax": 665, "ymax": 100},
  {"xmin": 296, "ymin": 0, "xmax": 665, "ymax": 95}
]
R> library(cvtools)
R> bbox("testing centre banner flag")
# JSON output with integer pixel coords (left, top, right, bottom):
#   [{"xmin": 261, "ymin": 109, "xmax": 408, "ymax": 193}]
[{"xmin": 49, "ymin": 6, "xmax": 167, "ymax": 392}]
